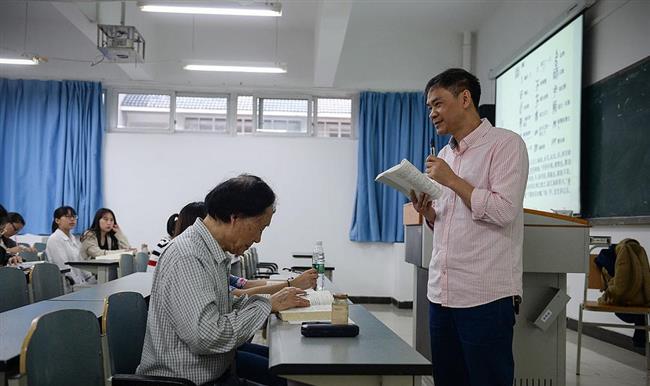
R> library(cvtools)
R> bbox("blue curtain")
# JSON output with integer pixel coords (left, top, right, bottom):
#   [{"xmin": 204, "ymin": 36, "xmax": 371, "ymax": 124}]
[
  {"xmin": 0, "ymin": 79, "xmax": 104, "ymax": 234},
  {"xmin": 349, "ymin": 91, "xmax": 449, "ymax": 243}
]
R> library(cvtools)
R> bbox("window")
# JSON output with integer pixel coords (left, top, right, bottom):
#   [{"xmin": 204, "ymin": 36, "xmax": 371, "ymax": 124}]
[
  {"xmin": 175, "ymin": 95, "xmax": 228, "ymax": 133},
  {"xmin": 316, "ymin": 98, "xmax": 352, "ymax": 138},
  {"xmin": 109, "ymin": 88, "xmax": 355, "ymax": 138},
  {"xmin": 236, "ymin": 96, "xmax": 254, "ymax": 134},
  {"xmin": 116, "ymin": 92, "xmax": 171, "ymax": 131},
  {"xmin": 257, "ymin": 97, "xmax": 310, "ymax": 134}
]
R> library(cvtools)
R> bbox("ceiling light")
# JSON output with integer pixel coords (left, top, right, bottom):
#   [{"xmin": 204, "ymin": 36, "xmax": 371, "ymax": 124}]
[
  {"xmin": 184, "ymin": 64, "xmax": 286, "ymax": 73},
  {"xmin": 0, "ymin": 57, "xmax": 39, "ymax": 65},
  {"xmin": 139, "ymin": 3, "xmax": 282, "ymax": 17}
]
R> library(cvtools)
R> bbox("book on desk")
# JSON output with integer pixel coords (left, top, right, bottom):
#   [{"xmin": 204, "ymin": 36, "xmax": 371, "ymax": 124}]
[{"xmin": 278, "ymin": 290, "xmax": 334, "ymax": 322}]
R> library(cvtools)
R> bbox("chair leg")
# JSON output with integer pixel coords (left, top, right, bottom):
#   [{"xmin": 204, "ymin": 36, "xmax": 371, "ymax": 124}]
[
  {"xmin": 577, "ymin": 304, "xmax": 584, "ymax": 375},
  {"xmin": 646, "ymin": 313, "xmax": 650, "ymax": 372}
]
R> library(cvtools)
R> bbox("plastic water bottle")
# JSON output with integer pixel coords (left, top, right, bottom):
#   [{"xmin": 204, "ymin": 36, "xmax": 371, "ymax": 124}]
[{"xmin": 312, "ymin": 241, "xmax": 326, "ymax": 291}]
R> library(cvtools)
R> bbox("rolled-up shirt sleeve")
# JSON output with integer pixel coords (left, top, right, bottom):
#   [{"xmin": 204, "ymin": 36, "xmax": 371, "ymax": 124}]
[{"xmin": 470, "ymin": 135, "xmax": 529, "ymax": 227}]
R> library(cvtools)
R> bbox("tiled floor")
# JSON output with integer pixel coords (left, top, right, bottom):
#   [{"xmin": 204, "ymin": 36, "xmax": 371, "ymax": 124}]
[{"xmin": 366, "ymin": 304, "xmax": 650, "ymax": 386}]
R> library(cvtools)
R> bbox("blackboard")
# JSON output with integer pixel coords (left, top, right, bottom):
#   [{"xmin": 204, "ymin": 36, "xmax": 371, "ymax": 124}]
[{"xmin": 582, "ymin": 55, "xmax": 650, "ymax": 223}]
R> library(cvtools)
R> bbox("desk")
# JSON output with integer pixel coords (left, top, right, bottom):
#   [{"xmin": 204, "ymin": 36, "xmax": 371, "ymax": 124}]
[
  {"xmin": 267, "ymin": 277, "xmax": 430, "ymax": 386},
  {"xmin": 66, "ymin": 259, "xmax": 119, "ymax": 283},
  {"xmin": 0, "ymin": 300, "xmax": 105, "ymax": 384},
  {"xmin": 50, "ymin": 272, "xmax": 153, "ymax": 302},
  {"xmin": 0, "ymin": 272, "xmax": 154, "ymax": 385},
  {"xmin": 268, "ymin": 305, "xmax": 430, "ymax": 386}
]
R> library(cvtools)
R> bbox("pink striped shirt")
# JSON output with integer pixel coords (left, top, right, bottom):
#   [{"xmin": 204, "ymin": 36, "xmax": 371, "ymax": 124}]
[{"xmin": 427, "ymin": 119, "xmax": 529, "ymax": 308}]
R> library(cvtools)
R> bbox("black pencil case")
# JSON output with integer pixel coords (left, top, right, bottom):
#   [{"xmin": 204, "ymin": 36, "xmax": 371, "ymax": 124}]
[{"xmin": 300, "ymin": 321, "xmax": 359, "ymax": 337}]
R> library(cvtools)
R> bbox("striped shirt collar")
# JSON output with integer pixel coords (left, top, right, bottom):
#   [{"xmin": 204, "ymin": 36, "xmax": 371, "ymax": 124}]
[
  {"xmin": 449, "ymin": 118, "xmax": 492, "ymax": 154},
  {"xmin": 192, "ymin": 218, "xmax": 229, "ymax": 264}
]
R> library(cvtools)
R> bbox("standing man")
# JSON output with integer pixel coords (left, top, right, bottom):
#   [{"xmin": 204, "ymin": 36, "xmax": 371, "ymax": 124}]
[{"xmin": 410, "ymin": 68, "xmax": 529, "ymax": 386}]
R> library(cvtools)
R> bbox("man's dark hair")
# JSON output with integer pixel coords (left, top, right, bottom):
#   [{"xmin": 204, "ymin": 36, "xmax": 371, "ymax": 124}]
[
  {"xmin": 205, "ymin": 174, "xmax": 276, "ymax": 223},
  {"xmin": 424, "ymin": 68, "xmax": 481, "ymax": 110},
  {"xmin": 7, "ymin": 212, "xmax": 25, "ymax": 226}
]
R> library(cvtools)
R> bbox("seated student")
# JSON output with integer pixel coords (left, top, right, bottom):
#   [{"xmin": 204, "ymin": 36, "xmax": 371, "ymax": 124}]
[
  {"xmin": 2, "ymin": 212, "xmax": 37, "ymax": 255},
  {"xmin": 137, "ymin": 175, "xmax": 309, "ymax": 386},
  {"xmin": 80, "ymin": 208, "xmax": 134, "ymax": 260},
  {"xmin": 45, "ymin": 206, "xmax": 96, "ymax": 285},
  {"xmin": 148, "ymin": 213, "xmax": 178, "ymax": 269},
  {"xmin": 0, "ymin": 205, "xmax": 22, "ymax": 266},
  {"xmin": 172, "ymin": 201, "xmax": 318, "ymax": 296}
]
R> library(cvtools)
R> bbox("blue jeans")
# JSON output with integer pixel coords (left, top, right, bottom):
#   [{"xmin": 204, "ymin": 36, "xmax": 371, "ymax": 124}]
[
  {"xmin": 429, "ymin": 297, "xmax": 515, "ymax": 386},
  {"xmin": 236, "ymin": 343, "xmax": 287, "ymax": 386}
]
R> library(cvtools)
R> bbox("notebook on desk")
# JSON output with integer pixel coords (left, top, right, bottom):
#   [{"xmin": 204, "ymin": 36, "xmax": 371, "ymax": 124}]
[{"xmin": 94, "ymin": 251, "xmax": 133, "ymax": 261}]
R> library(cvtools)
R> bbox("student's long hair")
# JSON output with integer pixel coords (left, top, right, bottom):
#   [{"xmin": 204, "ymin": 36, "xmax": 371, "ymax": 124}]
[
  {"xmin": 51, "ymin": 206, "xmax": 77, "ymax": 233},
  {"xmin": 173, "ymin": 202, "xmax": 207, "ymax": 238},
  {"xmin": 82, "ymin": 208, "xmax": 120, "ymax": 250}
]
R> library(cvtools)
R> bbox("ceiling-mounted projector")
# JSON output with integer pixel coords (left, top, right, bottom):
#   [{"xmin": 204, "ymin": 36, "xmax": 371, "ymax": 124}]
[{"xmin": 97, "ymin": 24, "xmax": 145, "ymax": 63}]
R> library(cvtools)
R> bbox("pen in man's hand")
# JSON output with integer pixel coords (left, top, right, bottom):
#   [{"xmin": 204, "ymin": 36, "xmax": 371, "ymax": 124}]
[{"xmin": 430, "ymin": 137, "xmax": 436, "ymax": 157}]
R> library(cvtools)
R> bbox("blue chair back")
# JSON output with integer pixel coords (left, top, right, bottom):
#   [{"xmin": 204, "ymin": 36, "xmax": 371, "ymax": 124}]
[
  {"xmin": 134, "ymin": 252, "xmax": 149, "ymax": 273},
  {"xmin": 103, "ymin": 292, "xmax": 148, "ymax": 375},
  {"xmin": 0, "ymin": 267, "xmax": 29, "ymax": 312},
  {"xmin": 20, "ymin": 309, "xmax": 104, "ymax": 386},
  {"xmin": 119, "ymin": 254, "xmax": 135, "ymax": 277},
  {"xmin": 31, "ymin": 263, "xmax": 64, "ymax": 302}
]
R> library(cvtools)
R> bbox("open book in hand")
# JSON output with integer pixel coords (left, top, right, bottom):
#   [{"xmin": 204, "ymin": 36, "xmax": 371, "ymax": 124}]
[
  {"xmin": 375, "ymin": 159, "xmax": 443, "ymax": 199},
  {"xmin": 278, "ymin": 289, "xmax": 334, "ymax": 322}
]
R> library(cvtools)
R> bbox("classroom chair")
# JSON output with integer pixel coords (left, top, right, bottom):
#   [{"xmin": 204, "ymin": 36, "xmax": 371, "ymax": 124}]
[
  {"xmin": 17, "ymin": 251, "xmax": 39, "ymax": 262},
  {"xmin": 134, "ymin": 252, "xmax": 149, "ymax": 273},
  {"xmin": 249, "ymin": 247, "xmax": 278, "ymax": 275},
  {"xmin": 33, "ymin": 242, "xmax": 46, "ymax": 253},
  {"xmin": 103, "ymin": 292, "xmax": 196, "ymax": 386},
  {"xmin": 576, "ymin": 254, "xmax": 650, "ymax": 374},
  {"xmin": 0, "ymin": 267, "xmax": 30, "ymax": 312},
  {"xmin": 30, "ymin": 262, "xmax": 64, "ymax": 302},
  {"xmin": 17, "ymin": 309, "xmax": 104, "ymax": 386},
  {"xmin": 119, "ymin": 254, "xmax": 135, "ymax": 278}
]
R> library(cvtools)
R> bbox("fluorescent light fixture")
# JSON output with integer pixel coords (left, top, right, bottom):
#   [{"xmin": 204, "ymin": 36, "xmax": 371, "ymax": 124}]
[
  {"xmin": 139, "ymin": 3, "xmax": 282, "ymax": 17},
  {"xmin": 0, "ymin": 57, "xmax": 39, "ymax": 65},
  {"xmin": 184, "ymin": 64, "xmax": 287, "ymax": 73}
]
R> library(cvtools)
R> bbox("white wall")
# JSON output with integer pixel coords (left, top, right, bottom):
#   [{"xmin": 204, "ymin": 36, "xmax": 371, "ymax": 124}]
[
  {"xmin": 103, "ymin": 132, "xmax": 412, "ymax": 299},
  {"xmin": 476, "ymin": 0, "xmax": 650, "ymax": 336}
]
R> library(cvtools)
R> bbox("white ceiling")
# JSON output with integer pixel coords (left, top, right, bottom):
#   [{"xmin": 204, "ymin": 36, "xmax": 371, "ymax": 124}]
[{"xmin": 0, "ymin": 0, "xmax": 504, "ymax": 92}]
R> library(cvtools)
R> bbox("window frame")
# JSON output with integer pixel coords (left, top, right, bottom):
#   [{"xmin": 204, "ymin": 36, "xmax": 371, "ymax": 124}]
[
  {"xmin": 313, "ymin": 95, "xmax": 357, "ymax": 139},
  {"xmin": 173, "ymin": 92, "xmax": 231, "ymax": 135},
  {"xmin": 108, "ymin": 88, "xmax": 175, "ymax": 134},
  {"xmin": 105, "ymin": 86, "xmax": 357, "ymax": 139},
  {"xmin": 253, "ymin": 94, "xmax": 314, "ymax": 137}
]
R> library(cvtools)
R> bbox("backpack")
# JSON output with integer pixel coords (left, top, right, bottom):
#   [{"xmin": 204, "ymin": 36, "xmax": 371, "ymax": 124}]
[{"xmin": 598, "ymin": 239, "xmax": 650, "ymax": 306}]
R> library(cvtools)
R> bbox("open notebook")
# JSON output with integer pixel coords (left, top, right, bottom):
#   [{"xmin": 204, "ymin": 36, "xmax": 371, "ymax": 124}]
[
  {"xmin": 375, "ymin": 159, "xmax": 443, "ymax": 199},
  {"xmin": 278, "ymin": 289, "xmax": 334, "ymax": 322}
]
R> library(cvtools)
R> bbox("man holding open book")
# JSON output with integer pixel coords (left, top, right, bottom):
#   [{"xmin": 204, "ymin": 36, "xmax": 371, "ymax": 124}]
[{"xmin": 409, "ymin": 68, "xmax": 529, "ymax": 386}]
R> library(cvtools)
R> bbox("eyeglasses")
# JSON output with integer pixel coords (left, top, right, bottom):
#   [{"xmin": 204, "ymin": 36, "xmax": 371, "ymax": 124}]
[
  {"xmin": 9, "ymin": 223, "xmax": 23, "ymax": 233},
  {"xmin": 62, "ymin": 214, "xmax": 78, "ymax": 220}
]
